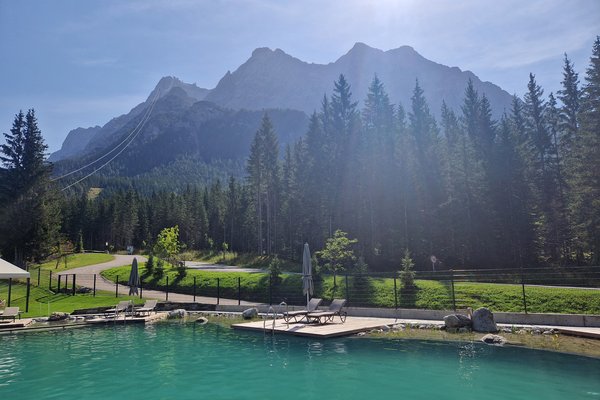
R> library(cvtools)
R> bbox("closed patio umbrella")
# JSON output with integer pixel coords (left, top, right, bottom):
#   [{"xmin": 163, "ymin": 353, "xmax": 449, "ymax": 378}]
[
  {"xmin": 128, "ymin": 257, "xmax": 140, "ymax": 296},
  {"xmin": 302, "ymin": 243, "xmax": 313, "ymax": 308}
]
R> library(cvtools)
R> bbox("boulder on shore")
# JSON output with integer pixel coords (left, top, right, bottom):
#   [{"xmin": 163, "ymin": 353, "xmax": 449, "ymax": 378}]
[
  {"xmin": 443, "ymin": 314, "xmax": 472, "ymax": 330},
  {"xmin": 48, "ymin": 312, "xmax": 69, "ymax": 321},
  {"xmin": 167, "ymin": 309, "xmax": 187, "ymax": 319},
  {"xmin": 242, "ymin": 308, "xmax": 259, "ymax": 319},
  {"xmin": 481, "ymin": 334, "xmax": 507, "ymax": 346},
  {"xmin": 472, "ymin": 307, "xmax": 498, "ymax": 333}
]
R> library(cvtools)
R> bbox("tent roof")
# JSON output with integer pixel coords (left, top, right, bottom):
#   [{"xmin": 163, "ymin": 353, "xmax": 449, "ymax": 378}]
[{"xmin": 0, "ymin": 258, "xmax": 30, "ymax": 279}]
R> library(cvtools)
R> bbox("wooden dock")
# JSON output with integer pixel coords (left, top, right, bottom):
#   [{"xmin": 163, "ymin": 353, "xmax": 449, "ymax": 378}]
[
  {"xmin": 0, "ymin": 318, "xmax": 33, "ymax": 330},
  {"xmin": 557, "ymin": 327, "xmax": 600, "ymax": 339},
  {"xmin": 232, "ymin": 316, "xmax": 399, "ymax": 338},
  {"xmin": 85, "ymin": 312, "xmax": 168, "ymax": 325}
]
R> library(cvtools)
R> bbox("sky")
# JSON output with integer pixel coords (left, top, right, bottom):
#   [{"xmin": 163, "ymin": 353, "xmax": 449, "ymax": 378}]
[{"xmin": 0, "ymin": 0, "xmax": 598, "ymax": 153}]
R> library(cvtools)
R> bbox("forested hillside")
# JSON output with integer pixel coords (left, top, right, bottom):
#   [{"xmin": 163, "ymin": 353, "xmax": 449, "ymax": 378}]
[{"xmin": 57, "ymin": 38, "xmax": 600, "ymax": 271}]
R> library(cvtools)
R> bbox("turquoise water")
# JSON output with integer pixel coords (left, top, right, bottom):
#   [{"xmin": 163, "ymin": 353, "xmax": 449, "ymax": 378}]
[{"xmin": 1, "ymin": 324, "xmax": 599, "ymax": 399}]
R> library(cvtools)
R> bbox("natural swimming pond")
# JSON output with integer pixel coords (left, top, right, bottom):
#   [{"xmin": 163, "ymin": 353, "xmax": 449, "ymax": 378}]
[{"xmin": 1, "ymin": 323, "xmax": 599, "ymax": 399}]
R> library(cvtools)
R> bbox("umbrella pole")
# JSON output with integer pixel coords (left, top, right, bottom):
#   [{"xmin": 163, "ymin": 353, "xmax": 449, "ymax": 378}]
[{"xmin": 306, "ymin": 292, "xmax": 309, "ymax": 308}]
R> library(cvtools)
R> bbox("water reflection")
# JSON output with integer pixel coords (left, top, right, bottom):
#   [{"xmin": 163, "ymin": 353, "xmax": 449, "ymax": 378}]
[
  {"xmin": 457, "ymin": 341, "xmax": 480, "ymax": 384},
  {"xmin": 0, "ymin": 356, "xmax": 19, "ymax": 387},
  {"xmin": 263, "ymin": 335, "xmax": 291, "ymax": 368}
]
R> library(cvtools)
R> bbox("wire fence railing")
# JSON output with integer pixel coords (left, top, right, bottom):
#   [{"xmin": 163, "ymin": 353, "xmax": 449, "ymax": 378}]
[{"xmin": 3, "ymin": 266, "xmax": 600, "ymax": 315}]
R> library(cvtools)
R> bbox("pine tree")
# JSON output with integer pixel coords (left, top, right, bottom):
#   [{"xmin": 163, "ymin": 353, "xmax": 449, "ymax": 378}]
[
  {"xmin": 492, "ymin": 114, "xmax": 536, "ymax": 267},
  {"xmin": 571, "ymin": 37, "xmax": 600, "ymax": 263},
  {"xmin": 330, "ymin": 74, "xmax": 360, "ymax": 235},
  {"xmin": 331, "ymin": 74, "xmax": 358, "ymax": 138},
  {"xmin": 0, "ymin": 109, "xmax": 61, "ymax": 263},
  {"xmin": 246, "ymin": 114, "xmax": 280, "ymax": 255},
  {"xmin": 524, "ymin": 74, "xmax": 560, "ymax": 262},
  {"xmin": 360, "ymin": 75, "xmax": 395, "ymax": 261},
  {"xmin": 407, "ymin": 80, "xmax": 443, "ymax": 261},
  {"xmin": 558, "ymin": 54, "xmax": 580, "ymax": 158}
]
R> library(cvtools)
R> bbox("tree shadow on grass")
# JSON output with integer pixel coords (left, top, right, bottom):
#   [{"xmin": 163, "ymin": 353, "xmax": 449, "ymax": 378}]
[{"xmin": 399, "ymin": 285, "xmax": 418, "ymax": 308}]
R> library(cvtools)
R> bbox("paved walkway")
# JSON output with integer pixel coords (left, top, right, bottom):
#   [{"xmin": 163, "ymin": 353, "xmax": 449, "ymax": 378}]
[
  {"xmin": 58, "ymin": 254, "xmax": 255, "ymax": 306},
  {"xmin": 185, "ymin": 261, "xmax": 266, "ymax": 273}
]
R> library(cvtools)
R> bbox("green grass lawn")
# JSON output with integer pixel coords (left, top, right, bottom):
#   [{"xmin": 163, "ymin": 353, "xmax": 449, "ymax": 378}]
[
  {"xmin": 186, "ymin": 250, "xmax": 301, "ymax": 272},
  {"xmin": 0, "ymin": 253, "xmax": 134, "ymax": 318},
  {"xmin": 100, "ymin": 264, "xmax": 600, "ymax": 314},
  {"xmin": 0, "ymin": 280, "xmax": 141, "ymax": 318},
  {"xmin": 34, "ymin": 252, "xmax": 114, "ymax": 271}
]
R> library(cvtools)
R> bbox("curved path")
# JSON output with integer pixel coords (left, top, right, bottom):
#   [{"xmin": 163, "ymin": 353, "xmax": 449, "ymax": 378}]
[{"xmin": 58, "ymin": 254, "xmax": 255, "ymax": 306}]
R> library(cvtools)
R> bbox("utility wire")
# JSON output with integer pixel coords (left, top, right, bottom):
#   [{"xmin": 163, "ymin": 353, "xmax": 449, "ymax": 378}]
[
  {"xmin": 52, "ymin": 91, "xmax": 160, "ymax": 182},
  {"xmin": 61, "ymin": 91, "xmax": 160, "ymax": 191}
]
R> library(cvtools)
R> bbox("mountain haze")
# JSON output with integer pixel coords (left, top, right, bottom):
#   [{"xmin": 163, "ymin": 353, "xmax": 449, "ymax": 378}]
[
  {"xmin": 206, "ymin": 42, "xmax": 513, "ymax": 117},
  {"xmin": 49, "ymin": 76, "xmax": 209, "ymax": 162},
  {"xmin": 50, "ymin": 43, "xmax": 515, "ymax": 180},
  {"xmin": 52, "ymin": 86, "xmax": 307, "ymax": 182}
]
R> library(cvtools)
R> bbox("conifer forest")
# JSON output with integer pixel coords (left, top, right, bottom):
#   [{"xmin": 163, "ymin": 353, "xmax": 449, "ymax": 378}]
[{"xmin": 2, "ymin": 38, "xmax": 600, "ymax": 272}]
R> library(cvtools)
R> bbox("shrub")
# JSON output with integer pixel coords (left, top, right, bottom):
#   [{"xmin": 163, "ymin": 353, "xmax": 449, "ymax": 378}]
[
  {"xmin": 176, "ymin": 261, "xmax": 187, "ymax": 279},
  {"xmin": 268, "ymin": 256, "xmax": 282, "ymax": 285},
  {"xmin": 399, "ymin": 249, "xmax": 415, "ymax": 289},
  {"xmin": 153, "ymin": 258, "xmax": 164, "ymax": 279},
  {"xmin": 76, "ymin": 230, "xmax": 84, "ymax": 253},
  {"xmin": 146, "ymin": 254, "xmax": 155, "ymax": 274}
]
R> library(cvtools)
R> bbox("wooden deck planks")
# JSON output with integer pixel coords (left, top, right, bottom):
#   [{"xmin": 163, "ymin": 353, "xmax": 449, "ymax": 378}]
[
  {"xmin": 232, "ymin": 316, "xmax": 399, "ymax": 338},
  {"xmin": 557, "ymin": 327, "xmax": 600, "ymax": 339}
]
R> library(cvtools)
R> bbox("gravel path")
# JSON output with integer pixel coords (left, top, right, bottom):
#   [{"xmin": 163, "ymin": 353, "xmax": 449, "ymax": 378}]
[{"xmin": 57, "ymin": 254, "xmax": 255, "ymax": 305}]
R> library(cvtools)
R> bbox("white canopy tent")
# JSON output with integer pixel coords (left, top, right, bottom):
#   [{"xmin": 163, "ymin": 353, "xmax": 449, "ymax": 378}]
[
  {"xmin": 0, "ymin": 258, "xmax": 30, "ymax": 279},
  {"xmin": 1, "ymin": 258, "xmax": 31, "ymax": 311}
]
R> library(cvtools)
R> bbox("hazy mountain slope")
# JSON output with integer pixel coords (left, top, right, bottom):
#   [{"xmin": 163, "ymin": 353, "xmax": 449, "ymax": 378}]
[
  {"xmin": 205, "ymin": 42, "xmax": 513, "ymax": 117},
  {"xmin": 48, "ymin": 126, "xmax": 101, "ymax": 162},
  {"xmin": 50, "ymin": 43, "xmax": 515, "ymax": 175},
  {"xmin": 49, "ymin": 76, "xmax": 209, "ymax": 162},
  {"xmin": 52, "ymin": 87, "xmax": 308, "ymax": 180}
]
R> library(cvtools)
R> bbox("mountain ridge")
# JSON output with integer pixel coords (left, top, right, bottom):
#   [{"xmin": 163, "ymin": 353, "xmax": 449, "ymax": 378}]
[
  {"xmin": 50, "ymin": 43, "xmax": 514, "ymax": 165},
  {"xmin": 205, "ymin": 42, "xmax": 513, "ymax": 116}
]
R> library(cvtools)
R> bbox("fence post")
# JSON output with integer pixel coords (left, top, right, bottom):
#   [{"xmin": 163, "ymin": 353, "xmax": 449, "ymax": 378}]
[
  {"xmin": 115, "ymin": 275, "xmax": 119, "ymax": 298},
  {"xmin": 49, "ymin": 271, "xmax": 52, "ymax": 291},
  {"xmin": 520, "ymin": 270, "xmax": 528, "ymax": 314},
  {"xmin": 394, "ymin": 275, "xmax": 398, "ymax": 309},
  {"xmin": 217, "ymin": 278, "xmax": 220, "ymax": 305},
  {"xmin": 72, "ymin": 274, "xmax": 76, "ymax": 296},
  {"xmin": 7, "ymin": 278, "xmax": 11, "ymax": 306},
  {"xmin": 345, "ymin": 274, "xmax": 349, "ymax": 305},
  {"xmin": 268, "ymin": 276, "xmax": 272, "ymax": 305},
  {"xmin": 139, "ymin": 277, "xmax": 143, "ymax": 299},
  {"xmin": 193, "ymin": 276, "xmax": 196, "ymax": 302},
  {"xmin": 57, "ymin": 274, "xmax": 62, "ymax": 293},
  {"xmin": 26, "ymin": 278, "xmax": 30, "ymax": 312},
  {"xmin": 93, "ymin": 274, "xmax": 96, "ymax": 297},
  {"xmin": 450, "ymin": 269, "xmax": 456, "ymax": 311},
  {"xmin": 166, "ymin": 276, "xmax": 169, "ymax": 301},
  {"xmin": 37, "ymin": 268, "xmax": 41, "ymax": 286},
  {"xmin": 238, "ymin": 277, "xmax": 241, "ymax": 306}
]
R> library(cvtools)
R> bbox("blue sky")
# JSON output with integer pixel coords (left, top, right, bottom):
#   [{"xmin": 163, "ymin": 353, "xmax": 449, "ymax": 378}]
[{"xmin": 0, "ymin": 0, "xmax": 598, "ymax": 152}]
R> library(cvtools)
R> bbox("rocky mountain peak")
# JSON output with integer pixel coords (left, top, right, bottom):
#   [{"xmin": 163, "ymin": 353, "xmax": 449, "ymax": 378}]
[{"xmin": 147, "ymin": 76, "xmax": 209, "ymax": 103}]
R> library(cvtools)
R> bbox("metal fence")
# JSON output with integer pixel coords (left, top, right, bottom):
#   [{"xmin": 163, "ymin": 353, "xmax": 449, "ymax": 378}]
[{"xmin": 3, "ymin": 266, "xmax": 600, "ymax": 315}]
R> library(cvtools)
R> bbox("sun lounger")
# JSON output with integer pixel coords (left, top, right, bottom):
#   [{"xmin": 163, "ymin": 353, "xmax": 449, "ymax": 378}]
[
  {"xmin": 283, "ymin": 298, "xmax": 323, "ymax": 323},
  {"xmin": 0, "ymin": 307, "xmax": 21, "ymax": 322},
  {"xmin": 306, "ymin": 299, "xmax": 347, "ymax": 324},
  {"xmin": 134, "ymin": 300, "xmax": 158, "ymax": 316},
  {"xmin": 104, "ymin": 301, "xmax": 131, "ymax": 317}
]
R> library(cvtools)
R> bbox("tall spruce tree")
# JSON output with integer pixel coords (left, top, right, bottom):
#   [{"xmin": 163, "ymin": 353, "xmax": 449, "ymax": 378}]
[
  {"xmin": 407, "ymin": 80, "xmax": 443, "ymax": 261},
  {"xmin": 360, "ymin": 75, "xmax": 395, "ymax": 262},
  {"xmin": 0, "ymin": 109, "xmax": 60, "ymax": 263},
  {"xmin": 571, "ymin": 37, "xmax": 600, "ymax": 263},
  {"xmin": 524, "ymin": 74, "xmax": 562, "ymax": 262},
  {"xmin": 246, "ymin": 114, "xmax": 280, "ymax": 255},
  {"xmin": 558, "ymin": 54, "xmax": 580, "ymax": 159}
]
